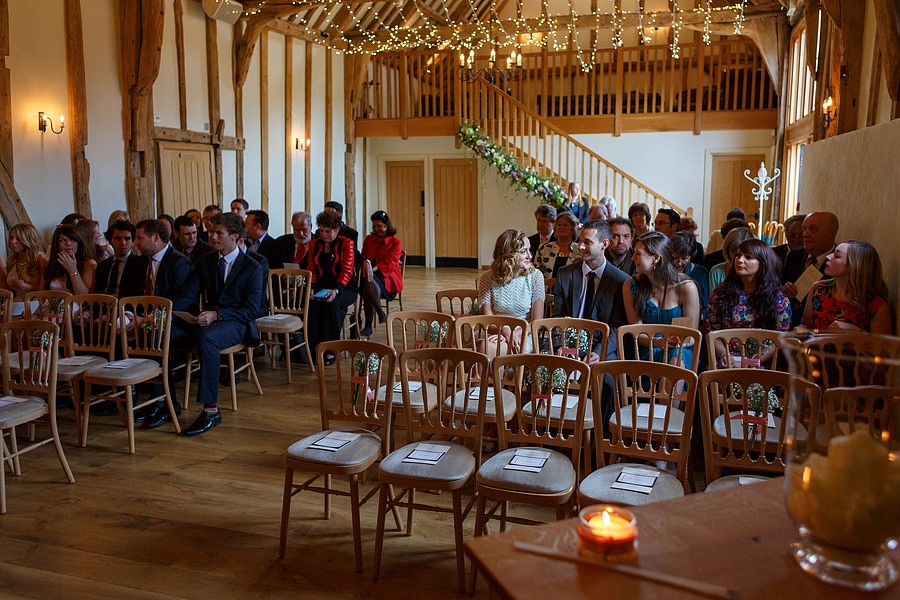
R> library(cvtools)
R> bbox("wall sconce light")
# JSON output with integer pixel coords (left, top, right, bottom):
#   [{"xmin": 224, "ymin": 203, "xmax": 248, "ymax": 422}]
[
  {"xmin": 38, "ymin": 111, "xmax": 65, "ymax": 135},
  {"xmin": 822, "ymin": 95, "xmax": 836, "ymax": 130},
  {"xmin": 295, "ymin": 137, "xmax": 310, "ymax": 152}
]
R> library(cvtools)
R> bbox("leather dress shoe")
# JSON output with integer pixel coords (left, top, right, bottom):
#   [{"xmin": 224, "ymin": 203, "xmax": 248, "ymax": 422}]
[
  {"xmin": 144, "ymin": 402, "xmax": 182, "ymax": 429},
  {"xmin": 184, "ymin": 410, "xmax": 222, "ymax": 436},
  {"xmin": 133, "ymin": 404, "xmax": 156, "ymax": 423},
  {"xmin": 91, "ymin": 402, "xmax": 118, "ymax": 416}
]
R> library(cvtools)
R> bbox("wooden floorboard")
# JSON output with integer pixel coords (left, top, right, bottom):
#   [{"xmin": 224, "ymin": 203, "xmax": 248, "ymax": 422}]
[{"xmin": 2, "ymin": 267, "xmax": 546, "ymax": 599}]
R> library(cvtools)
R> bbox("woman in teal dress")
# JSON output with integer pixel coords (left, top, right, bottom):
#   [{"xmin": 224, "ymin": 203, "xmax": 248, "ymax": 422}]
[{"xmin": 622, "ymin": 232, "xmax": 701, "ymax": 366}]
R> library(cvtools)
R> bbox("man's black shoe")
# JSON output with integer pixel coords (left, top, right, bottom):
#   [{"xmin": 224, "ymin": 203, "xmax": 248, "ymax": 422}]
[
  {"xmin": 144, "ymin": 401, "xmax": 182, "ymax": 429},
  {"xmin": 90, "ymin": 402, "xmax": 118, "ymax": 416},
  {"xmin": 184, "ymin": 410, "xmax": 222, "ymax": 436},
  {"xmin": 133, "ymin": 403, "xmax": 156, "ymax": 423}
]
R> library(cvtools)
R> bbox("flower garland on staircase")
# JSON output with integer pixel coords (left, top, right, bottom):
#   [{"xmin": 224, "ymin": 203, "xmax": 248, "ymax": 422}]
[{"xmin": 456, "ymin": 123, "xmax": 567, "ymax": 207}]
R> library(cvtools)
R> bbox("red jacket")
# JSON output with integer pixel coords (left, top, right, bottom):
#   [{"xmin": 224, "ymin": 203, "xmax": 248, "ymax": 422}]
[
  {"xmin": 307, "ymin": 236, "xmax": 355, "ymax": 291},
  {"xmin": 362, "ymin": 234, "xmax": 403, "ymax": 294}
]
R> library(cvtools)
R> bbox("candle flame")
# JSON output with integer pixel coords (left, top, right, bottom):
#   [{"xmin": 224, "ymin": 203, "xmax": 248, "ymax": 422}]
[
  {"xmin": 801, "ymin": 465, "xmax": 812, "ymax": 490},
  {"xmin": 602, "ymin": 510, "xmax": 611, "ymax": 526}
]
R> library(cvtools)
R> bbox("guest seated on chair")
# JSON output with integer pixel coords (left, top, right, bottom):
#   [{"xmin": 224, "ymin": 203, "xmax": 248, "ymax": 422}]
[
  {"xmin": 801, "ymin": 240, "xmax": 893, "ymax": 335},
  {"xmin": 534, "ymin": 210, "xmax": 579, "ymax": 278},
  {"xmin": 307, "ymin": 209, "xmax": 358, "ymax": 365},
  {"xmin": 44, "ymin": 224, "xmax": 96, "ymax": 294},
  {"xmin": 628, "ymin": 202, "xmax": 652, "ymax": 238},
  {"xmin": 3, "ymin": 224, "xmax": 48, "ymax": 299},
  {"xmin": 528, "ymin": 204, "xmax": 556, "ymax": 258},
  {"xmin": 360, "ymin": 210, "xmax": 403, "ymax": 337},
  {"xmin": 671, "ymin": 232, "xmax": 709, "ymax": 317}
]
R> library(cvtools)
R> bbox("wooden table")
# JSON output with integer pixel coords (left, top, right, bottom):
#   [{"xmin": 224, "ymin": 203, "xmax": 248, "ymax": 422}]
[{"xmin": 465, "ymin": 478, "xmax": 900, "ymax": 599}]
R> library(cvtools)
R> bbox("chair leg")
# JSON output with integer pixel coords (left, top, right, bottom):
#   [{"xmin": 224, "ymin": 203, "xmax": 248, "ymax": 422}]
[
  {"xmin": 282, "ymin": 333, "xmax": 292, "ymax": 384},
  {"xmin": 349, "ymin": 474, "xmax": 364, "ymax": 573},
  {"xmin": 372, "ymin": 483, "xmax": 390, "ymax": 580},
  {"xmin": 124, "ymin": 385, "xmax": 136, "ymax": 455},
  {"xmin": 467, "ymin": 494, "xmax": 488, "ymax": 594},
  {"xmin": 71, "ymin": 382, "xmax": 83, "ymax": 444},
  {"xmin": 162, "ymin": 376, "xmax": 181, "ymax": 434},
  {"xmin": 302, "ymin": 330, "xmax": 314, "ymax": 372},
  {"xmin": 323, "ymin": 473, "xmax": 332, "ymax": 518},
  {"xmin": 6, "ymin": 427, "xmax": 21, "ymax": 475},
  {"xmin": 49, "ymin": 407, "xmax": 75, "ymax": 484},
  {"xmin": 452, "ymin": 490, "xmax": 467, "ymax": 594},
  {"xmin": 405, "ymin": 487, "xmax": 415, "ymax": 536},
  {"xmin": 278, "ymin": 467, "xmax": 294, "ymax": 558},
  {"xmin": 246, "ymin": 349, "xmax": 263, "ymax": 395},
  {"xmin": 183, "ymin": 353, "xmax": 193, "ymax": 409},
  {"xmin": 227, "ymin": 352, "xmax": 238, "ymax": 411},
  {"xmin": 0, "ymin": 432, "xmax": 6, "ymax": 514},
  {"xmin": 79, "ymin": 384, "xmax": 92, "ymax": 448}
]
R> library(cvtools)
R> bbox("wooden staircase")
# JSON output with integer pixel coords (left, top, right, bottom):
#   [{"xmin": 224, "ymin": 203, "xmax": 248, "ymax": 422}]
[{"xmin": 457, "ymin": 77, "xmax": 692, "ymax": 217}]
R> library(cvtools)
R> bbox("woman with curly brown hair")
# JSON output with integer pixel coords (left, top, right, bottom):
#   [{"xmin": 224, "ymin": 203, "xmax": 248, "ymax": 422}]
[
  {"xmin": 3, "ymin": 223, "xmax": 48, "ymax": 299},
  {"xmin": 477, "ymin": 229, "xmax": 545, "ymax": 353}
]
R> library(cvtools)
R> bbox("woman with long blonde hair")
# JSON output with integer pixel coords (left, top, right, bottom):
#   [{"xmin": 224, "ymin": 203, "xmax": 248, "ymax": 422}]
[
  {"xmin": 3, "ymin": 223, "xmax": 49, "ymax": 299},
  {"xmin": 802, "ymin": 240, "xmax": 892, "ymax": 334}
]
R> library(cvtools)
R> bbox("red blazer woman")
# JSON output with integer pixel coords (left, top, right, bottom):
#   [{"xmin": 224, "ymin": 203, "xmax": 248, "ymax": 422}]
[
  {"xmin": 362, "ymin": 234, "xmax": 403, "ymax": 294},
  {"xmin": 307, "ymin": 235, "xmax": 355, "ymax": 292}
]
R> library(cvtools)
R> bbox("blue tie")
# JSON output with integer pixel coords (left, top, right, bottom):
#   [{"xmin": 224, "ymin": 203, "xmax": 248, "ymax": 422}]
[{"xmin": 218, "ymin": 256, "xmax": 227, "ymax": 287}]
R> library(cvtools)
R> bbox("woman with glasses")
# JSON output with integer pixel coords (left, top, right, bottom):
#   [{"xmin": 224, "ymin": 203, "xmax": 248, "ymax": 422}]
[
  {"xmin": 705, "ymin": 239, "xmax": 791, "ymax": 367},
  {"xmin": 477, "ymin": 229, "xmax": 545, "ymax": 354},
  {"xmin": 627, "ymin": 202, "xmax": 652, "ymax": 238},
  {"xmin": 623, "ymin": 232, "xmax": 700, "ymax": 365},
  {"xmin": 801, "ymin": 240, "xmax": 892, "ymax": 334},
  {"xmin": 360, "ymin": 210, "xmax": 403, "ymax": 337}
]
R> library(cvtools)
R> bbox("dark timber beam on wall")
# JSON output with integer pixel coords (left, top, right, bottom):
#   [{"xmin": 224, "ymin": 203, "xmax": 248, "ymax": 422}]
[
  {"xmin": 65, "ymin": 0, "xmax": 91, "ymax": 217},
  {"xmin": 0, "ymin": 0, "xmax": 31, "ymax": 228},
  {"xmin": 205, "ymin": 13, "xmax": 224, "ymax": 204}
]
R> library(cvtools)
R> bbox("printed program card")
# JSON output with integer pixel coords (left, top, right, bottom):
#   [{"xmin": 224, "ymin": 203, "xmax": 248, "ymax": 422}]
[
  {"xmin": 58, "ymin": 356, "xmax": 100, "ymax": 366},
  {"xmin": 174, "ymin": 311, "xmax": 197, "ymax": 323},
  {"xmin": 282, "ymin": 262, "xmax": 302, "ymax": 270},
  {"xmin": 611, "ymin": 466, "xmax": 660, "ymax": 494},
  {"xmin": 670, "ymin": 316, "xmax": 694, "ymax": 328},
  {"xmin": 793, "ymin": 264, "xmax": 824, "ymax": 301},
  {"xmin": 738, "ymin": 476, "xmax": 767, "ymax": 486},
  {"xmin": 636, "ymin": 404, "xmax": 668, "ymax": 420},
  {"xmin": 550, "ymin": 393, "xmax": 578, "ymax": 409},
  {"xmin": 309, "ymin": 430, "xmax": 360, "ymax": 452},
  {"xmin": 504, "ymin": 448, "xmax": 551, "ymax": 473},
  {"xmin": 393, "ymin": 381, "xmax": 423, "ymax": 393},
  {"xmin": 106, "ymin": 359, "xmax": 144, "ymax": 369},
  {"xmin": 403, "ymin": 442, "xmax": 449, "ymax": 465},
  {"xmin": 0, "ymin": 396, "xmax": 26, "ymax": 407},
  {"xmin": 469, "ymin": 386, "xmax": 495, "ymax": 400}
]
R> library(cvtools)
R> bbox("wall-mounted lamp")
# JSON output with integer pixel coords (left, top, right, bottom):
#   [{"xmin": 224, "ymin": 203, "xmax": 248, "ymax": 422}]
[
  {"xmin": 38, "ymin": 111, "xmax": 65, "ymax": 135},
  {"xmin": 822, "ymin": 95, "xmax": 837, "ymax": 130},
  {"xmin": 295, "ymin": 137, "xmax": 310, "ymax": 152}
]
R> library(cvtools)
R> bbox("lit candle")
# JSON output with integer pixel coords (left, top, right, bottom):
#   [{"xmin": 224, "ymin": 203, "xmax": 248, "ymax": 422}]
[
  {"xmin": 459, "ymin": 52, "xmax": 465, "ymax": 67},
  {"xmin": 577, "ymin": 505, "xmax": 638, "ymax": 562}
]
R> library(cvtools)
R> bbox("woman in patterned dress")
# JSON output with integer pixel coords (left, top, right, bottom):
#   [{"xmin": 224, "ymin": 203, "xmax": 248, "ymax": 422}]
[
  {"xmin": 705, "ymin": 239, "xmax": 791, "ymax": 367},
  {"xmin": 534, "ymin": 211, "xmax": 579, "ymax": 278},
  {"xmin": 801, "ymin": 240, "xmax": 892, "ymax": 334}
]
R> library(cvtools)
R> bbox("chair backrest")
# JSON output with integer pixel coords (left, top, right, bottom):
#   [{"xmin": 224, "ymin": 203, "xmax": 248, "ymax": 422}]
[
  {"xmin": 69, "ymin": 294, "xmax": 118, "ymax": 361},
  {"xmin": 118, "ymin": 296, "xmax": 173, "ymax": 366},
  {"xmin": 617, "ymin": 323, "xmax": 702, "ymax": 372},
  {"xmin": 531, "ymin": 317, "xmax": 610, "ymax": 364},
  {"xmin": 706, "ymin": 328, "xmax": 781, "ymax": 370},
  {"xmin": 698, "ymin": 368, "xmax": 819, "ymax": 486},
  {"xmin": 435, "ymin": 289, "xmax": 479, "ymax": 317},
  {"xmin": 786, "ymin": 333, "xmax": 900, "ymax": 390},
  {"xmin": 316, "ymin": 339, "xmax": 396, "ymax": 456},
  {"xmin": 454, "ymin": 315, "xmax": 528, "ymax": 358},
  {"xmin": 24, "ymin": 290, "xmax": 73, "ymax": 354},
  {"xmin": 1, "ymin": 319, "xmax": 60, "ymax": 398},
  {"xmin": 0, "ymin": 289, "xmax": 12, "ymax": 323},
  {"xmin": 490, "ymin": 353, "xmax": 591, "ymax": 474},
  {"xmin": 821, "ymin": 385, "xmax": 900, "ymax": 441},
  {"xmin": 399, "ymin": 348, "xmax": 490, "ymax": 464},
  {"xmin": 267, "ymin": 268, "xmax": 312, "ymax": 317},
  {"xmin": 386, "ymin": 310, "xmax": 455, "ymax": 352},
  {"xmin": 592, "ymin": 360, "xmax": 698, "ymax": 484}
]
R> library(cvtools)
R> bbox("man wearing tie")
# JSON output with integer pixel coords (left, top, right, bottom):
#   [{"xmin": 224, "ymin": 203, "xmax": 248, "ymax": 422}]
[
  {"xmin": 245, "ymin": 209, "xmax": 278, "ymax": 265},
  {"xmin": 181, "ymin": 212, "xmax": 263, "ymax": 436},
  {"xmin": 95, "ymin": 220, "xmax": 137, "ymax": 297},
  {"xmin": 782, "ymin": 211, "xmax": 839, "ymax": 327},
  {"xmin": 274, "ymin": 211, "xmax": 313, "ymax": 266}
]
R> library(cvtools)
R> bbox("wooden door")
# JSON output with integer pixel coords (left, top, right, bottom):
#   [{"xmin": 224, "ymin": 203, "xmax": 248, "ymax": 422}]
[
  {"xmin": 433, "ymin": 158, "xmax": 478, "ymax": 268},
  {"xmin": 710, "ymin": 154, "xmax": 766, "ymax": 230},
  {"xmin": 385, "ymin": 160, "xmax": 425, "ymax": 265},
  {"xmin": 158, "ymin": 142, "xmax": 215, "ymax": 216}
]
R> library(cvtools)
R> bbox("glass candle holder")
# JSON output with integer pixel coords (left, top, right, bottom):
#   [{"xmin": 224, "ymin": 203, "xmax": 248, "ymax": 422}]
[{"xmin": 577, "ymin": 505, "xmax": 638, "ymax": 562}]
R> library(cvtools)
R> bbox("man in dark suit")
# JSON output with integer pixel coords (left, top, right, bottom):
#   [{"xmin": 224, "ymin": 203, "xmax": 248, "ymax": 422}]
[
  {"xmin": 245, "ymin": 209, "xmax": 279, "ymax": 265},
  {"xmin": 95, "ymin": 220, "xmax": 138, "ymax": 296},
  {"xmin": 172, "ymin": 215, "xmax": 214, "ymax": 264},
  {"xmin": 605, "ymin": 217, "xmax": 635, "ymax": 276},
  {"xmin": 273, "ymin": 211, "xmax": 313, "ymax": 266},
  {"xmin": 199, "ymin": 204, "xmax": 221, "ymax": 243},
  {"xmin": 122, "ymin": 218, "xmax": 200, "ymax": 428},
  {"xmin": 554, "ymin": 219, "xmax": 629, "ymax": 427},
  {"xmin": 528, "ymin": 204, "xmax": 556, "ymax": 258},
  {"xmin": 179, "ymin": 212, "xmax": 263, "ymax": 436},
  {"xmin": 782, "ymin": 211, "xmax": 839, "ymax": 327}
]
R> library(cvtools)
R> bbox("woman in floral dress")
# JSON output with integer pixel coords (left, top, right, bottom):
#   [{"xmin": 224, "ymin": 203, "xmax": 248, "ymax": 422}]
[{"xmin": 534, "ymin": 211, "xmax": 579, "ymax": 278}]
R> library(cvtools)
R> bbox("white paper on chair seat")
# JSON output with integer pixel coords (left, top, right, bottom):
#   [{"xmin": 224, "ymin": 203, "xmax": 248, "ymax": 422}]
[
  {"xmin": 611, "ymin": 466, "xmax": 660, "ymax": 494},
  {"xmin": 504, "ymin": 448, "xmax": 551, "ymax": 473},
  {"xmin": 393, "ymin": 381, "xmax": 423, "ymax": 393},
  {"xmin": 105, "ymin": 359, "xmax": 144, "ymax": 369},
  {"xmin": 738, "ymin": 476, "xmax": 766, "ymax": 486},
  {"xmin": 767, "ymin": 413, "xmax": 776, "ymax": 429},
  {"xmin": 0, "ymin": 396, "xmax": 27, "ymax": 407},
  {"xmin": 469, "ymin": 386, "xmax": 495, "ymax": 400},
  {"xmin": 58, "ymin": 356, "xmax": 100, "ymax": 366},
  {"xmin": 403, "ymin": 442, "xmax": 449, "ymax": 464},
  {"xmin": 268, "ymin": 314, "xmax": 295, "ymax": 321},
  {"xmin": 309, "ymin": 430, "xmax": 360, "ymax": 451},
  {"xmin": 550, "ymin": 393, "xmax": 577, "ymax": 409},
  {"xmin": 636, "ymin": 404, "xmax": 668, "ymax": 420}
]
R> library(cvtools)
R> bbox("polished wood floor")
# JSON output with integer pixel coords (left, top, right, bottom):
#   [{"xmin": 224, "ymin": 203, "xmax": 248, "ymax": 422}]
[{"xmin": 2, "ymin": 267, "xmax": 529, "ymax": 599}]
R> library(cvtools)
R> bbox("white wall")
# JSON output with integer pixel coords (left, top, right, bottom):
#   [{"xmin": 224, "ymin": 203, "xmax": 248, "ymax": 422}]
[{"xmin": 365, "ymin": 129, "xmax": 775, "ymax": 266}]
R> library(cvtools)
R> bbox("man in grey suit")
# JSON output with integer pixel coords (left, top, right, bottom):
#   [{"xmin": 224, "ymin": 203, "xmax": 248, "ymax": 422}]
[{"xmin": 553, "ymin": 219, "xmax": 629, "ymax": 362}]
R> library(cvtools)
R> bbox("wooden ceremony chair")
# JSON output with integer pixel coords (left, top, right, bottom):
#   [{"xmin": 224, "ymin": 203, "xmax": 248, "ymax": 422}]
[
  {"xmin": 577, "ymin": 361, "xmax": 698, "ymax": 507},
  {"xmin": 467, "ymin": 353, "xmax": 590, "ymax": 592},
  {"xmin": 279, "ymin": 339, "xmax": 397, "ymax": 572},
  {"xmin": 784, "ymin": 333, "xmax": 900, "ymax": 390},
  {"xmin": 699, "ymin": 368, "xmax": 820, "ymax": 492},
  {"xmin": 617, "ymin": 323, "xmax": 702, "ymax": 372},
  {"xmin": 435, "ymin": 288, "xmax": 478, "ymax": 318},
  {"xmin": 256, "ymin": 268, "xmax": 314, "ymax": 383},
  {"xmin": 80, "ymin": 296, "xmax": 181, "ymax": 453},
  {"xmin": 374, "ymin": 347, "xmax": 489, "ymax": 593},
  {"xmin": 381, "ymin": 249, "xmax": 406, "ymax": 315},
  {"xmin": 0, "ymin": 320, "xmax": 74, "ymax": 513},
  {"xmin": 707, "ymin": 328, "xmax": 781, "ymax": 370},
  {"xmin": 0, "ymin": 289, "xmax": 12, "ymax": 324}
]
